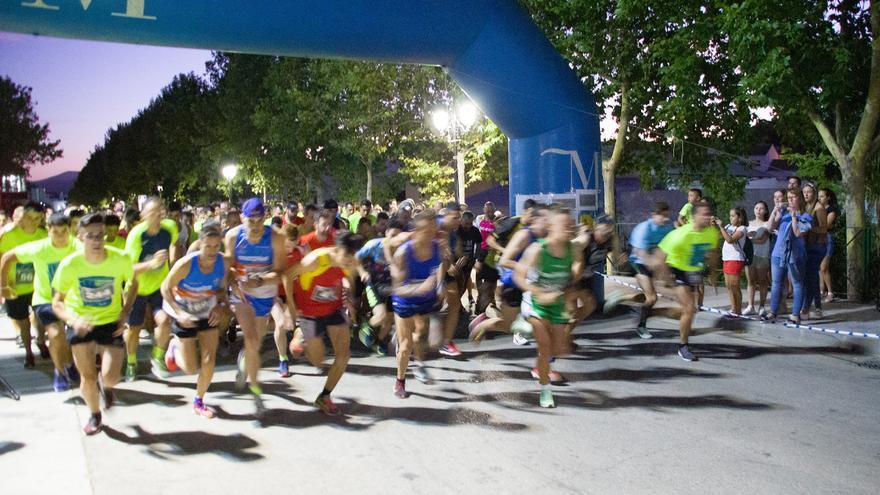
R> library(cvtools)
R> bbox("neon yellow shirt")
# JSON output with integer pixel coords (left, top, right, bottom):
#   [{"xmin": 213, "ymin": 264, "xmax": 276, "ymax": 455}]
[
  {"xmin": 52, "ymin": 247, "xmax": 134, "ymax": 325},
  {"xmin": 0, "ymin": 226, "xmax": 48, "ymax": 295},
  {"xmin": 124, "ymin": 219, "xmax": 178, "ymax": 295},
  {"xmin": 659, "ymin": 223, "xmax": 720, "ymax": 272},
  {"xmin": 14, "ymin": 238, "xmax": 78, "ymax": 306},
  {"xmin": 105, "ymin": 235, "xmax": 126, "ymax": 251},
  {"xmin": 679, "ymin": 203, "xmax": 694, "ymax": 223}
]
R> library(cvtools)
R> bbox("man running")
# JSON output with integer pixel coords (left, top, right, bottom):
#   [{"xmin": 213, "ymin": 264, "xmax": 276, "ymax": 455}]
[
  {"xmin": 226, "ymin": 198, "xmax": 285, "ymax": 418},
  {"xmin": 438, "ymin": 203, "xmax": 465, "ymax": 357},
  {"xmin": 515, "ymin": 208, "xmax": 582, "ymax": 408},
  {"xmin": 271, "ymin": 223, "xmax": 300, "ymax": 377},
  {"xmin": 1, "ymin": 213, "xmax": 78, "ymax": 390},
  {"xmin": 390, "ymin": 210, "xmax": 446, "ymax": 398},
  {"xmin": 655, "ymin": 201, "xmax": 720, "ymax": 361},
  {"xmin": 283, "ymin": 228, "xmax": 364, "ymax": 415},
  {"xmin": 123, "ymin": 197, "xmax": 179, "ymax": 381},
  {"xmin": 0, "ymin": 201, "xmax": 48, "ymax": 368},
  {"xmin": 104, "ymin": 214, "xmax": 126, "ymax": 250},
  {"xmin": 52, "ymin": 214, "xmax": 138, "ymax": 435},
  {"xmin": 356, "ymin": 217, "xmax": 404, "ymax": 355},
  {"xmin": 161, "ymin": 222, "xmax": 230, "ymax": 418}
]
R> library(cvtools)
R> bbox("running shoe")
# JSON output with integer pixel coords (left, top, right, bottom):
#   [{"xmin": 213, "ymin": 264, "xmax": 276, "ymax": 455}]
[
  {"xmin": 467, "ymin": 312, "xmax": 488, "ymax": 337},
  {"xmin": 24, "ymin": 353, "xmax": 35, "ymax": 369},
  {"xmin": 124, "ymin": 362, "xmax": 137, "ymax": 383},
  {"xmin": 278, "ymin": 359, "xmax": 291, "ymax": 378},
  {"xmin": 635, "ymin": 325, "xmax": 653, "ymax": 339},
  {"xmin": 512, "ymin": 333, "xmax": 530, "ymax": 346},
  {"xmin": 150, "ymin": 357, "xmax": 170, "ymax": 379},
  {"xmin": 164, "ymin": 340, "xmax": 180, "ymax": 372},
  {"xmin": 37, "ymin": 342, "xmax": 50, "ymax": 359},
  {"xmin": 602, "ymin": 291, "xmax": 628, "ymax": 315},
  {"xmin": 742, "ymin": 305, "xmax": 757, "ymax": 316},
  {"xmin": 234, "ymin": 350, "xmax": 247, "ymax": 392},
  {"xmin": 539, "ymin": 388, "xmax": 556, "ymax": 408},
  {"xmin": 67, "ymin": 364, "xmax": 80, "ymax": 383},
  {"xmin": 412, "ymin": 363, "xmax": 432, "ymax": 384},
  {"xmin": 253, "ymin": 393, "xmax": 267, "ymax": 419},
  {"xmin": 823, "ymin": 293, "xmax": 834, "ymax": 304},
  {"xmin": 193, "ymin": 397, "xmax": 216, "ymax": 419},
  {"xmin": 373, "ymin": 342, "xmax": 388, "ymax": 356},
  {"xmin": 358, "ymin": 322, "xmax": 376, "ymax": 348},
  {"xmin": 530, "ymin": 367, "xmax": 565, "ymax": 383},
  {"xmin": 393, "ymin": 380, "xmax": 407, "ymax": 399},
  {"xmin": 53, "ymin": 369, "xmax": 70, "ymax": 392},
  {"xmin": 439, "ymin": 341, "xmax": 462, "ymax": 357},
  {"xmin": 677, "ymin": 344, "xmax": 698, "ymax": 362},
  {"xmin": 314, "ymin": 396, "xmax": 341, "ymax": 416},
  {"xmin": 83, "ymin": 414, "xmax": 102, "ymax": 436},
  {"xmin": 758, "ymin": 306, "xmax": 767, "ymax": 317}
]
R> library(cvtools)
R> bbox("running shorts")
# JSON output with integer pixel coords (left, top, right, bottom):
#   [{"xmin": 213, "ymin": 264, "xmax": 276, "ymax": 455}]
[
  {"xmin": 128, "ymin": 290, "xmax": 164, "ymax": 326},
  {"xmin": 172, "ymin": 318, "xmax": 215, "ymax": 339},
  {"xmin": 299, "ymin": 310, "xmax": 347, "ymax": 340},
  {"xmin": 671, "ymin": 267, "xmax": 703, "ymax": 289},
  {"xmin": 232, "ymin": 293, "xmax": 275, "ymax": 318},
  {"xmin": 5, "ymin": 292, "xmax": 33, "ymax": 320},
  {"xmin": 500, "ymin": 285, "xmax": 523, "ymax": 307},
  {"xmin": 67, "ymin": 321, "xmax": 124, "ymax": 347},
  {"xmin": 33, "ymin": 303, "xmax": 60, "ymax": 326}
]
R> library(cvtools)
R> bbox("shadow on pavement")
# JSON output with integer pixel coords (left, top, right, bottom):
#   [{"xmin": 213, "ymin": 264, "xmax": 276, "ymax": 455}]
[
  {"xmin": 102, "ymin": 425, "xmax": 263, "ymax": 461},
  {"xmin": 0, "ymin": 441, "xmax": 24, "ymax": 456}
]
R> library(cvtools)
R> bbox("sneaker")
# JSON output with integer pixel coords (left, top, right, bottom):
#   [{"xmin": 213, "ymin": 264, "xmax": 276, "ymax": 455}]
[
  {"xmin": 439, "ymin": 341, "xmax": 462, "ymax": 357},
  {"xmin": 53, "ymin": 369, "xmax": 70, "ymax": 392},
  {"xmin": 742, "ymin": 305, "xmax": 757, "ymax": 316},
  {"xmin": 358, "ymin": 322, "xmax": 376, "ymax": 348},
  {"xmin": 678, "ymin": 345, "xmax": 698, "ymax": 362},
  {"xmin": 124, "ymin": 362, "xmax": 137, "ymax": 383},
  {"xmin": 150, "ymin": 357, "xmax": 170, "ymax": 379},
  {"xmin": 193, "ymin": 398, "xmax": 216, "ymax": 419},
  {"xmin": 512, "ymin": 333, "xmax": 530, "ymax": 346},
  {"xmin": 758, "ymin": 306, "xmax": 767, "ymax": 317},
  {"xmin": 393, "ymin": 380, "xmax": 407, "ymax": 399},
  {"xmin": 67, "ymin": 364, "xmax": 80, "ymax": 383},
  {"xmin": 234, "ymin": 350, "xmax": 247, "ymax": 392},
  {"xmin": 83, "ymin": 414, "xmax": 102, "ymax": 436},
  {"xmin": 37, "ymin": 342, "xmax": 50, "ymax": 359},
  {"xmin": 823, "ymin": 293, "xmax": 834, "ymax": 304},
  {"xmin": 277, "ymin": 359, "xmax": 291, "ymax": 378},
  {"xmin": 635, "ymin": 325, "xmax": 653, "ymax": 339},
  {"xmin": 373, "ymin": 342, "xmax": 388, "ymax": 356},
  {"xmin": 467, "ymin": 312, "xmax": 488, "ymax": 338},
  {"xmin": 602, "ymin": 291, "xmax": 628, "ymax": 315},
  {"xmin": 253, "ymin": 392, "xmax": 267, "ymax": 419},
  {"xmin": 539, "ymin": 388, "xmax": 556, "ymax": 408},
  {"xmin": 314, "ymin": 396, "xmax": 341, "ymax": 416},
  {"xmin": 24, "ymin": 353, "xmax": 35, "ymax": 369},
  {"xmin": 530, "ymin": 367, "xmax": 565, "ymax": 383},
  {"xmin": 412, "ymin": 363, "xmax": 432, "ymax": 384},
  {"xmin": 164, "ymin": 340, "xmax": 180, "ymax": 372}
]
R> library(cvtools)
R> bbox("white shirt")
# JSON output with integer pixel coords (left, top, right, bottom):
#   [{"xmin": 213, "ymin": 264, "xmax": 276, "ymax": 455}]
[
  {"xmin": 747, "ymin": 223, "xmax": 771, "ymax": 258},
  {"xmin": 721, "ymin": 225, "xmax": 747, "ymax": 261}
]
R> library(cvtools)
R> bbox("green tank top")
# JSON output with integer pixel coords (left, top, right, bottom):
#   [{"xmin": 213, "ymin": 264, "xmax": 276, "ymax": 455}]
[{"xmin": 530, "ymin": 238, "xmax": 572, "ymax": 324}]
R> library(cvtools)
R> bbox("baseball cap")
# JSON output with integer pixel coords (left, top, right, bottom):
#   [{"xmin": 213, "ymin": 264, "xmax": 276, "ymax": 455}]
[
  {"xmin": 399, "ymin": 199, "xmax": 414, "ymax": 212},
  {"xmin": 241, "ymin": 197, "xmax": 266, "ymax": 218}
]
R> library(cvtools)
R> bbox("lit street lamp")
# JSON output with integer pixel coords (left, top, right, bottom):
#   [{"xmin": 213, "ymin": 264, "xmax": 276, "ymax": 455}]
[
  {"xmin": 430, "ymin": 98, "xmax": 480, "ymax": 204},
  {"xmin": 221, "ymin": 163, "xmax": 238, "ymax": 181}
]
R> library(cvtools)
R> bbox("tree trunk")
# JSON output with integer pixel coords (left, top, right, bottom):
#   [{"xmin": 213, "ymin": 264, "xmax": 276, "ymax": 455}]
[
  {"xmin": 366, "ymin": 165, "xmax": 373, "ymax": 201},
  {"xmin": 839, "ymin": 155, "xmax": 867, "ymax": 300},
  {"xmin": 604, "ymin": 81, "xmax": 631, "ymax": 274}
]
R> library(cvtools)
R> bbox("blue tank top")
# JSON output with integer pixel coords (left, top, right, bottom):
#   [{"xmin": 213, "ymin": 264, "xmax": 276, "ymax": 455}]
[
  {"xmin": 391, "ymin": 239, "xmax": 441, "ymax": 308},
  {"xmin": 163, "ymin": 252, "xmax": 226, "ymax": 319},
  {"xmin": 499, "ymin": 228, "xmax": 538, "ymax": 287},
  {"xmin": 232, "ymin": 225, "xmax": 277, "ymax": 298}
]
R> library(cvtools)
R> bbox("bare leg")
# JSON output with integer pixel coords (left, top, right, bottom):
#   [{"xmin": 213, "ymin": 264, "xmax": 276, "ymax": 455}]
[
  {"xmin": 394, "ymin": 315, "xmax": 414, "ymax": 379},
  {"xmin": 322, "ymin": 325, "xmax": 351, "ymax": 392},
  {"xmin": 529, "ymin": 317, "xmax": 552, "ymax": 385},
  {"xmin": 99, "ymin": 345, "xmax": 123, "ymax": 389},
  {"xmin": 46, "ymin": 323, "xmax": 71, "ymax": 371},
  {"xmin": 196, "ymin": 330, "xmax": 219, "ymax": 398},
  {"xmin": 71, "ymin": 342, "xmax": 99, "ymax": 413}
]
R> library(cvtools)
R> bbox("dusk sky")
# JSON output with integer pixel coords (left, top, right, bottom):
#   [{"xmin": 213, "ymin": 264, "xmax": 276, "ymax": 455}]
[{"xmin": 0, "ymin": 32, "xmax": 212, "ymax": 181}]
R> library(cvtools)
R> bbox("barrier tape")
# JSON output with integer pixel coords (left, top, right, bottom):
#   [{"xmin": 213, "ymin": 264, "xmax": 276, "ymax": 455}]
[{"xmin": 597, "ymin": 273, "xmax": 880, "ymax": 340}]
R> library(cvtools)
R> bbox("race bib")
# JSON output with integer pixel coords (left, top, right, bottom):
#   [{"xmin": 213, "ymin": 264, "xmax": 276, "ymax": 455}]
[
  {"xmin": 78, "ymin": 276, "xmax": 114, "ymax": 307},
  {"xmin": 311, "ymin": 284, "xmax": 340, "ymax": 302},
  {"xmin": 15, "ymin": 263, "xmax": 35, "ymax": 285}
]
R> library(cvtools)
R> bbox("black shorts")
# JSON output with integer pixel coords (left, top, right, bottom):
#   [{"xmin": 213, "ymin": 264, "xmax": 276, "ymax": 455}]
[
  {"xmin": 631, "ymin": 262, "xmax": 654, "ymax": 278},
  {"xmin": 500, "ymin": 285, "xmax": 523, "ymax": 307},
  {"xmin": 477, "ymin": 264, "xmax": 499, "ymax": 284},
  {"xmin": 5, "ymin": 292, "xmax": 33, "ymax": 320},
  {"xmin": 366, "ymin": 283, "xmax": 393, "ymax": 310},
  {"xmin": 33, "ymin": 303, "xmax": 60, "ymax": 326},
  {"xmin": 172, "ymin": 318, "xmax": 215, "ymax": 339},
  {"xmin": 671, "ymin": 268, "xmax": 703, "ymax": 289},
  {"xmin": 299, "ymin": 310, "xmax": 347, "ymax": 340},
  {"xmin": 67, "ymin": 321, "xmax": 124, "ymax": 347},
  {"xmin": 128, "ymin": 290, "xmax": 164, "ymax": 326}
]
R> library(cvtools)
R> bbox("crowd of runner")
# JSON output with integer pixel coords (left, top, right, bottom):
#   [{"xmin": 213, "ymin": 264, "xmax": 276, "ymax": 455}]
[{"xmin": 0, "ymin": 178, "xmax": 838, "ymax": 434}]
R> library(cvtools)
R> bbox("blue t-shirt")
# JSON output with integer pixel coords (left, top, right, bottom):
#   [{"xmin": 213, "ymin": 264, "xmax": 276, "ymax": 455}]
[
  {"xmin": 771, "ymin": 211, "xmax": 812, "ymax": 263},
  {"xmin": 357, "ymin": 238, "xmax": 386, "ymax": 265},
  {"xmin": 629, "ymin": 219, "xmax": 673, "ymax": 264}
]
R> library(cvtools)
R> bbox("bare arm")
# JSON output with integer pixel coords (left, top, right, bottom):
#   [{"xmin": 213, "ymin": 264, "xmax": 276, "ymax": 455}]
[
  {"xmin": 514, "ymin": 243, "xmax": 558, "ymax": 304},
  {"xmin": 499, "ymin": 230, "xmax": 532, "ymax": 270},
  {"xmin": 160, "ymin": 256, "xmax": 194, "ymax": 320},
  {"xmin": 0, "ymin": 251, "xmax": 18, "ymax": 299}
]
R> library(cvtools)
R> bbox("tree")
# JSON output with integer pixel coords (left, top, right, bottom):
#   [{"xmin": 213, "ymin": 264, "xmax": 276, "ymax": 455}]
[
  {"xmin": 0, "ymin": 76, "xmax": 62, "ymax": 176},
  {"xmin": 723, "ymin": 0, "xmax": 879, "ymax": 299}
]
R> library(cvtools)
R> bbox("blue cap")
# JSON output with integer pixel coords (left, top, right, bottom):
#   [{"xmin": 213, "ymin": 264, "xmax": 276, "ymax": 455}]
[{"xmin": 241, "ymin": 197, "xmax": 265, "ymax": 218}]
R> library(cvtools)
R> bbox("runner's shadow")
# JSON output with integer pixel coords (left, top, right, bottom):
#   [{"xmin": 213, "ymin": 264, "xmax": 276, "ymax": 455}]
[
  {"xmin": 102, "ymin": 425, "xmax": 263, "ymax": 462},
  {"xmin": 112, "ymin": 388, "xmax": 188, "ymax": 407},
  {"xmin": 344, "ymin": 398, "xmax": 529, "ymax": 431},
  {"xmin": 0, "ymin": 441, "xmax": 24, "ymax": 456}
]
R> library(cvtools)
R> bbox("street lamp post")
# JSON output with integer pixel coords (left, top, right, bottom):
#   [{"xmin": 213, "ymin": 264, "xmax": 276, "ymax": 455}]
[
  {"xmin": 430, "ymin": 98, "xmax": 479, "ymax": 205},
  {"xmin": 221, "ymin": 163, "xmax": 238, "ymax": 201}
]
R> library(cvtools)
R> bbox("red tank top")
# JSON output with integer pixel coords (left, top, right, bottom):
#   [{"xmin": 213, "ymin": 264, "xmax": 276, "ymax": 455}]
[{"xmin": 293, "ymin": 231, "xmax": 344, "ymax": 317}]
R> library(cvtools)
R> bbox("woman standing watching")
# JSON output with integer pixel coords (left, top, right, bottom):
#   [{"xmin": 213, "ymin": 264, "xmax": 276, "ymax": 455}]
[
  {"xmin": 764, "ymin": 187, "xmax": 813, "ymax": 324},
  {"xmin": 744, "ymin": 201, "xmax": 771, "ymax": 316},
  {"xmin": 802, "ymin": 183, "xmax": 828, "ymax": 318},
  {"xmin": 715, "ymin": 207, "xmax": 748, "ymax": 315},
  {"xmin": 818, "ymin": 189, "xmax": 838, "ymax": 303}
]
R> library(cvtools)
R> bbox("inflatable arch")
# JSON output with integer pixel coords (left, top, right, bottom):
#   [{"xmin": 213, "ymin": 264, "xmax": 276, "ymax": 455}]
[{"xmin": 1, "ymin": 0, "xmax": 601, "ymax": 212}]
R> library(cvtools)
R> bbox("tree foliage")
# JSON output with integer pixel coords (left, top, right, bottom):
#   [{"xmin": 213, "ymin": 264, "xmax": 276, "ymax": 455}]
[{"xmin": 0, "ymin": 76, "xmax": 62, "ymax": 177}]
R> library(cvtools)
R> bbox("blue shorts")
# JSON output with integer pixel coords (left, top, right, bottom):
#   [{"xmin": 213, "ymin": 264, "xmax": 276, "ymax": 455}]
[
  {"xmin": 232, "ymin": 293, "xmax": 274, "ymax": 318},
  {"xmin": 128, "ymin": 290, "xmax": 164, "ymax": 326},
  {"xmin": 392, "ymin": 299, "xmax": 439, "ymax": 318},
  {"xmin": 33, "ymin": 303, "xmax": 60, "ymax": 326}
]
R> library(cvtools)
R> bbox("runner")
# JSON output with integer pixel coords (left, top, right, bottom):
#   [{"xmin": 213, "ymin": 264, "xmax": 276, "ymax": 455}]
[
  {"xmin": 474, "ymin": 201, "xmax": 497, "ymax": 315},
  {"xmin": 569, "ymin": 217, "xmax": 614, "ymax": 333},
  {"xmin": 356, "ymin": 217, "xmax": 404, "ymax": 355},
  {"xmin": 104, "ymin": 214, "xmax": 126, "ymax": 250},
  {"xmin": 515, "ymin": 207, "xmax": 582, "ymax": 408},
  {"xmin": 390, "ymin": 210, "xmax": 446, "ymax": 398},
  {"xmin": 283, "ymin": 226, "xmax": 364, "ymax": 415},
  {"xmin": 52, "ymin": 213, "xmax": 137, "ymax": 435},
  {"xmin": 160, "ymin": 222, "xmax": 230, "ymax": 418},
  {"xmin": 123, "ymin": 197, "xmax": 179, "ymax": 382},
  {"xmin": 438, "ymin": 203, "xmax": 465, "ymax": 357},
  {"xmin": 271, "ymin": 223, "xmax": 300, "ymax": 377},
  {"xmin": 655, "ymin": 201, "xmax": 720, "ymax": 361},
  {"xmin": 0, "ymin": 213, "xmax": 78, "ymax": 389},
  {"xmin": 602, "ymin": 203, "xmax": 674, "ymax": 339},
  {"xmin": 456, "ymin": 210, "xmax": 482, "ymax": 314},
  {"xmin": 225, "ymin": 198, "xmax": 285, "ymax": 419},
  {"xmin": 0, "ymin": 201, "xmax": 48, "ymax": 368}
]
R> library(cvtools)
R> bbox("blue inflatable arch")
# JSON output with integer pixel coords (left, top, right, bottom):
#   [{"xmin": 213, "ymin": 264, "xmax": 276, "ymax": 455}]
[{"xmin": 1, "ymin": 0, "xmax": 601, "ymax": 212}]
